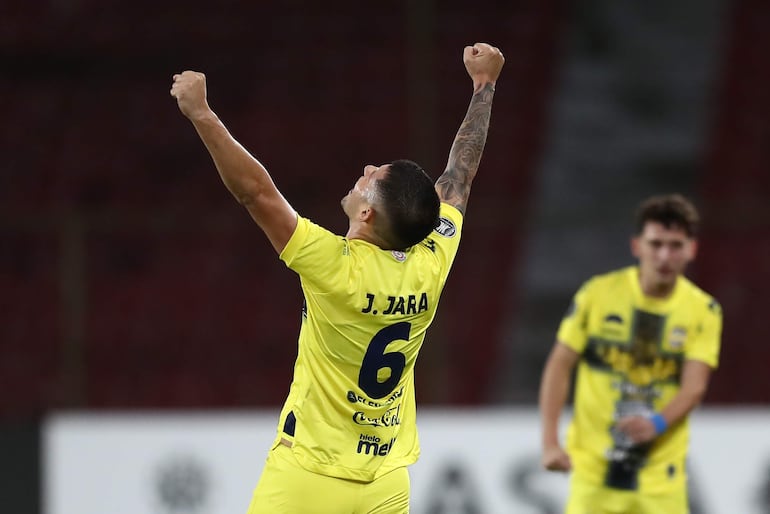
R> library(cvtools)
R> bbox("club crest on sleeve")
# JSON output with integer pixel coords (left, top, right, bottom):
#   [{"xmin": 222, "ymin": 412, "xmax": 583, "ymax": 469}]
[
  {"xmin": 391, "ymin": 250, "xmax": 407, "ymax": 262},
  {"xmin": 434, "ymin": 217, "xmax": 456, "ymax": 238}
]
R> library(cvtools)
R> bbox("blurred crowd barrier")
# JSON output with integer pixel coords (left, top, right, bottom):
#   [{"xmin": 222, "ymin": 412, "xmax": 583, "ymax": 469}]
[{"xmin": 45, "ymin": 407, "xmax": 770, "ymax": 514}]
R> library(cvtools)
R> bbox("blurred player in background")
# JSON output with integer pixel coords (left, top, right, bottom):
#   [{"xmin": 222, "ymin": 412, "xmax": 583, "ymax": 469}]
[
  {"xmin": 538, "ymin": 194, "xmax": 723, "ymax": 514},
  {"xmin": 171, "ymin": 43, "xmax": 504, "ymax": 513}
]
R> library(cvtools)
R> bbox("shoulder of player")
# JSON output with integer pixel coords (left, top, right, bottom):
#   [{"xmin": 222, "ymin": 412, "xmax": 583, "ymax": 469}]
[
  {"xmin": 678, "ymin": 275, "xmax": 722, "ymax": 315},
  {"xmin": 433, "ymin": 204, "xmax": 463, "ymax": 240}
]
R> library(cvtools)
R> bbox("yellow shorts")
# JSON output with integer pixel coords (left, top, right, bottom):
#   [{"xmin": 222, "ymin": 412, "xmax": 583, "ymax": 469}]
[
  {"xmin": 566, "ymin": 474, "xmax": 688, "ymax": 514},
  {"xmin": 247, "ymin": 441, "xmax": 410, "ymax": 514}
]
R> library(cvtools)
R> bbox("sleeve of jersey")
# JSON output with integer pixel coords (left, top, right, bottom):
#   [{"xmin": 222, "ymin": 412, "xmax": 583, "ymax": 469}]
[
  {"xmin": 278, "ymin": 216, "xmax": 346, "ymax": 290},
  {"xmin": 556, "ymin": 281, "xmax": 592, "ymax": 354},
  {"xmin": 429, "ymin": 203, "xmax": 464, "ymax": 279},
  {"xmin": 685, "ymin": 298, "xmax": 723, "ymax": 369}
]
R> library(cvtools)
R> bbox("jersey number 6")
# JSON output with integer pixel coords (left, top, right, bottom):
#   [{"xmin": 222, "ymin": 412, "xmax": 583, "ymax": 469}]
[{"xmin": 358, "ymin": 322, "xmax": 410, "ymax": 399}]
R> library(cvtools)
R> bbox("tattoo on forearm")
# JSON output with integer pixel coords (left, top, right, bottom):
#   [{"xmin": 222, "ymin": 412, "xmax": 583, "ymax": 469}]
[{"xmin": 435, "ymin": 83, "xmax": 495, "ymax": 214}]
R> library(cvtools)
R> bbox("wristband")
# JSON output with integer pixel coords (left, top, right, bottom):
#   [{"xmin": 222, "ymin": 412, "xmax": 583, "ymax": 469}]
[{"xmin": 650, "ymin": 413, "xmax": 668, "ymax": 435}]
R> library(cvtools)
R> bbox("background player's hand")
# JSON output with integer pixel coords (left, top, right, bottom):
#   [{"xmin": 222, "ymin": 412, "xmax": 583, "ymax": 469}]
[
  {"xmin": 541, "ymin": 443, "xmax": 572, "ymax": 472},
  {"xmin": 463, "ymin": 43, "xmax": 504, "ymax": 90},
  {"xmin": 616, "ymin": 415, "xmax": 657, "ymax": 444},
  {"xmin": 170, "ymin": 71, "xmax": 212, "ymax": 120}
]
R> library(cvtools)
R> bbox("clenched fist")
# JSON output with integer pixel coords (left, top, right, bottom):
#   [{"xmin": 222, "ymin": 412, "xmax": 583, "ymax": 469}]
[
  {"xmin": 170, "ymin": 71, "xmax": 211, "ymax": 120},
  {"xmin": 542, "ymin": 443, "xmax": 572, "ymax": 472},
  {"xmin": 463, "ymin": 43, "xmax": 505, "ymax": 90}
]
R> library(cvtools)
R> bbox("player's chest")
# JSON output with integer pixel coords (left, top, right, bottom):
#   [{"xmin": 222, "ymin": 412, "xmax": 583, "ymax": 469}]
[{"xmin": 586, "ymin": 303, "xmax": 698, "ymax": 355}]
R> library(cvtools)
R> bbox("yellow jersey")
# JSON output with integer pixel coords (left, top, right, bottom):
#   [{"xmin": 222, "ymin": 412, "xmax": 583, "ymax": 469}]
[
  {"xmin": 275, "ymin": 203, "xmax": 463, "ymax": 482},
  {"xmin": 557, "ymin": 266, "xmax": 722, "ymax": 494}
]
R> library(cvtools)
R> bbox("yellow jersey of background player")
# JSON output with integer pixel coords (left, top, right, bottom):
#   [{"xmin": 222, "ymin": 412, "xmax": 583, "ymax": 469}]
[
  {"xmin": 275, "ymin": 203, "xmax": 462, "ymax": 481},
  {"xmin": 539, "ymin": 194, "xmax": 723, "ymax": 514},
  {"xmin": 558, "ymin": 266, "xmax": 722, "ymax": 493}
]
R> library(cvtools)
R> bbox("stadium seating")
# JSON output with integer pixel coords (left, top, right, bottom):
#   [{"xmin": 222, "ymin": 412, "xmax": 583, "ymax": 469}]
[{"xmin": 3, "ymin": 0, "xmax": 566, "ymax": 412}]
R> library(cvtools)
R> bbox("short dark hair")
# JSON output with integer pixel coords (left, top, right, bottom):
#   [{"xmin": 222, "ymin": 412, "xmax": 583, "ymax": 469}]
[
  {"xmin": 374, "ymin": 159, "xmax": 440, "ymax": 250},
  {"xmin": 634, "ymin": 194, "xmax": 700, "ymax": 237}
]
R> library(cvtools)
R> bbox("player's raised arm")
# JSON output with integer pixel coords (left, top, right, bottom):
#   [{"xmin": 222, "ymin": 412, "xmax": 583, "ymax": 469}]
[
  {"xmin": 435, "ymin": 43, "xmax": 504, "ymax": 215},
  {"xmin": 170, "ymin": 71, "xmax": 297, "ymax": 254}
]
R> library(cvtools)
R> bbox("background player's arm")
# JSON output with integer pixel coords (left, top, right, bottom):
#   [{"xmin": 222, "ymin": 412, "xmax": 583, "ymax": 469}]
[
  {"xmin": 171, "ymin": 71, "xmax": 297, "ymax": 254},
  {"xmin": 435, "ymin": 43, "xmax": 504, "ymax": 215},
  {"xmin": 659, "ymin": 359, "xmax": 712, "ymax": 424},
  {"xmin": 617, "ymin": 359, "xmax": 712, "ymax": 444},
  {"xmin": 538, "ymin": 342, "xmax": 579, "ymax": 471}
]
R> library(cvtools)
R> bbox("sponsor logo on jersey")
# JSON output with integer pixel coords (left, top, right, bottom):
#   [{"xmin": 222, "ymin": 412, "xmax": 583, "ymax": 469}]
[
  {"xmin": 347, "ymin": 391, "xmax": 382, "ymax": 407},
  {"xmin": 601, "ymin": 313, "xmax": 626, "ymax": 338},
  {"xmin": 356, "ymin": 434, "xmax": 397, "ymax": 457},
  {"xmin": 434, "ymin": 217, "xmax": 456, "ymax": 238},
  {"xmin": 612, "ymin": 381, "xmax": 661, "ymax": 400},
  {"xmin": 585, "ymin": 338, "xmax": 683, "ymax": 385},
  {"xmin": 353, "ymin": 404, "xmax": 401, "ymax": 428},
  {"xmin": 346, "ymin": 387, "xmax": 404, "ymax": 408}
]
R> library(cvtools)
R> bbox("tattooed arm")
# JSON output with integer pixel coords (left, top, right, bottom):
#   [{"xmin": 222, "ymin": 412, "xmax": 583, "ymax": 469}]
[
  {"xmin": 435, "ymin": 43, "xmax": 505, "ymax": 214},
  {"xmin": 171, "ymin": 71, "xmax": 297, "ymax": 254}
]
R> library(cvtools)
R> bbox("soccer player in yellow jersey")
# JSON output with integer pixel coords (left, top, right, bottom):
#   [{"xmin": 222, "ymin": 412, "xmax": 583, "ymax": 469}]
[
  {"xmin": 171, "ymin": 43, "xmax": 504, "ymax": 513},
  {"xmin": 538, "ymin": 194, "xmax": 723, "ymax": 514}
]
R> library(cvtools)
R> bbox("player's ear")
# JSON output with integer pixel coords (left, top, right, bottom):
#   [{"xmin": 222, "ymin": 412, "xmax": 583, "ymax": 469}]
[
  {"xmin": 359, "ymin": 206, "xmax": 374, "ymax": 222},
  {"xmin": 630, "ymin": 236, "xmax": 640, "ymax": 258},
  {"xmin": 687, "ymin": 238, "xmax": 698, "ymax": 261}
]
